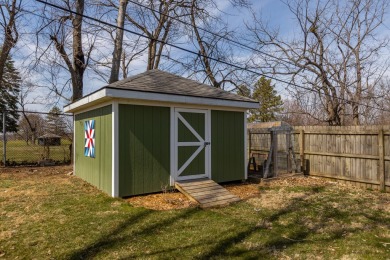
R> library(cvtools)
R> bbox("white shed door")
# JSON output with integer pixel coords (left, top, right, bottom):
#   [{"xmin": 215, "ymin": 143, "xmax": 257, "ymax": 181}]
[{"xmin": 173, "ymin": 108, "xmax": 211, "ymax": 181}]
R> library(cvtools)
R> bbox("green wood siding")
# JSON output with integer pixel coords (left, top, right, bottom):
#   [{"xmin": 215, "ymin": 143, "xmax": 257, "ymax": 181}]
[
  {"xmin": 118, "ymin": 104, "xmax": 170, "ymax": 197},
  {"xmin": 75, "ymin": 105, "xmax": 112, "ymax": 195},
  {"xmin": 211, "ymin": 110, "xmax": 245, "ymax": 182},
  {"xmin": 178, "ymin": 146, "xmax": 205, "ymax": 176}
]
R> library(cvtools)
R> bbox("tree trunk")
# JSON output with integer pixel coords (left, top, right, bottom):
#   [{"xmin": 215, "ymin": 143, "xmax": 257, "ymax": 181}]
[
  {"xmin": 147, "ymin": 39, "xmax": 156, "ymax": 70},
  {"xmin": 71, "ymin": 0, "xmax": 85, "ymax": 102},
  {"xmin": 353, "ymin": 51, "xmax": 362, "ymax": 126},
  {"xmin": 0, "ymin": 0, "xmax": 18, "ymax": 89},
  {"xmin": 190, "ymin": 0, "xmax": 219, "ymax": 88},
  {"xmin": 109, "ymin": 0, "xmax": 127, "ymax": 83}
]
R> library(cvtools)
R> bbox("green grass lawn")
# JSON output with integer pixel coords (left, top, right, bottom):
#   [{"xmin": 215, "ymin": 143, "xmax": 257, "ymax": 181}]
[
  {"xmin": 0, "ymin": 139, "xmax": 71, "ymax": 165},
  {"xmin": 1, "ymin": 167, "xmax": 390, "ymax": 259}
]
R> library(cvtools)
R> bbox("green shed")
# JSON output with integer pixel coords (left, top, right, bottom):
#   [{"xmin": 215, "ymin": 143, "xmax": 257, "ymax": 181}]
[{"xmin": 64, "ymin": 70, "xmax": 258, "ymax": 197}]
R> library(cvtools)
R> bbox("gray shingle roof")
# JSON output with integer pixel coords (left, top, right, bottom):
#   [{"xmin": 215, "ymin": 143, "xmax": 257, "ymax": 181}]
[{"xmin": 105, "ymin": 69, "xmax": 257, "ymax": 103}]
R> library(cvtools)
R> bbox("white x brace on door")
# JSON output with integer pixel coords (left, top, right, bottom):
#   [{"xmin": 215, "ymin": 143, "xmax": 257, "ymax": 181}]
[{"xmin": 173, "ymin": 108, "xmax": 211, "ymax": 181}]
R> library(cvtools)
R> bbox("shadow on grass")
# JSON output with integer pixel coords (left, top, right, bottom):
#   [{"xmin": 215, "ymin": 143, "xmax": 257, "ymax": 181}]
[
  {"xmin": 67, "ymin": 208, "xmax": 198, "ymax": 259},
  {"xmin": 67, "ymin": 185, "xmax": 383, "ymax": 259},
  {"xmin": 197, "ymin": 186, "xmax": 366, "ymax": 258}
]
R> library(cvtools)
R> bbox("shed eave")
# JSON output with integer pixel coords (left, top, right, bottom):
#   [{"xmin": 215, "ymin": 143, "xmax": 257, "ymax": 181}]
[
  {"xmin": 64, "ymin": 88, "xmax": 111, "ymax": 113},
  {"xmin": 64, "ymin": 87, "xmax": 259, "ymax": 113}
]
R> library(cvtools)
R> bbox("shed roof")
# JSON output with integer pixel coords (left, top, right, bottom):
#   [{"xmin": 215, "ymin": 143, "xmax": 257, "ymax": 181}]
[
  {"xmin": 64, "ymin": 69, "xmax": 258, "ymax": 113},
  {"xmin": 107, "ymin": 69, "xmax": 255, "ymax": 103}
]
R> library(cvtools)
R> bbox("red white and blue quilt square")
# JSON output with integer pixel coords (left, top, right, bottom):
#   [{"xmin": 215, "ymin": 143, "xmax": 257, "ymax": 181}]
[{"xmin": 84, "ymin": 120, "xmax": 95, "ymax": 158}]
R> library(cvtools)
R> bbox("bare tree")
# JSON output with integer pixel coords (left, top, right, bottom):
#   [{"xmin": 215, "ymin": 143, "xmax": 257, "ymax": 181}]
[
  {"xmin": 48, "ymin": 0, "xmax": 86, "ymax": 102},
  {"xmin": 331, "ymin": 0, "xmax": 389, "ymax": 125},
  {"xmin": 89, "ymin": 1, "xmax": 146, "ymax": 82},
  {"xmin": 17, "ymin": 113, "xmax": 45, "ymax": 145},
  {"xmin": 31, "ymin": 0, "xmax": 99, "ymax": 104},
  {"xmin": 108, "ymin": 0, "xmax": 127, "ymax": 83},
  {"xmin": 0, "ymin": 0, "xmax": 21, "ymax": 88},
  {"xmin": 248, "ymin": 0, "xmax": 389, "ymax": 125},
  {"xmin": 125, "ymin": 0, "xmax": 184, "ymax": 70},
  {"xmin": 175, "ymin": 0, "xmax": 252, "ymax": 90}
]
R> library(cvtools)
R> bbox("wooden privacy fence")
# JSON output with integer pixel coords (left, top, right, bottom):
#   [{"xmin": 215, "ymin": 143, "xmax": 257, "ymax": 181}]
[{"xmin": 248, "ymin": 125, "xmax": 390, "ymax": 192}]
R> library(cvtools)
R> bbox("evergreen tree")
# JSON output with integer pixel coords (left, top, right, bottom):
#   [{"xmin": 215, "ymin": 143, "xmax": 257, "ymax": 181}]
[
  {"xmin": 46, "ymin": 106, "xmax": 66, "ymax": 136},
  {"xmin": 239, "ymin": 77, "xmax": 284, "ymax": 122},
  {"xmin": 237, "ymin": 84, "xmax": 251, "ymax": 98},
  {"xmin": 0, "ymin": 54, "xmax": 21, "ymax": 132}
]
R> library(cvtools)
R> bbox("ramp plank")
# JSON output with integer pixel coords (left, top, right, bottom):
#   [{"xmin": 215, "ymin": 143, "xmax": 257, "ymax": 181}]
[{"xmin": 175, "ymin": 179, "xmax": 241, "ymax": 208}]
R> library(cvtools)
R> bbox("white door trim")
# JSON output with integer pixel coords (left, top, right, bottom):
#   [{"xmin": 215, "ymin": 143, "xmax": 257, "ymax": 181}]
[{"xmin": 172, "ymin": 108, "xmax": 211, "ymax": 181}]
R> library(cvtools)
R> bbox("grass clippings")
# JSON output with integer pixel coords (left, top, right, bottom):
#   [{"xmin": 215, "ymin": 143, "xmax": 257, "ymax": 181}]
[{"xmin": 1, "ymin": 166, "xmax": 389, "ymax": 259}]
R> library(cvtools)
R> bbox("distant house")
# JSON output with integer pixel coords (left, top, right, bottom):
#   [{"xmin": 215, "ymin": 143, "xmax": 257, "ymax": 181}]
[{"xmin": 37, "ymin": 133, "xmax": 61, "ymax": 146}]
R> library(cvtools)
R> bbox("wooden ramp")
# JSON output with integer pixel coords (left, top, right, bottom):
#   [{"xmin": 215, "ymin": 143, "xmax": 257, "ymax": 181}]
[{"xmin": 175, "ymin": 178, "xmax": 241, "ymax": 208}]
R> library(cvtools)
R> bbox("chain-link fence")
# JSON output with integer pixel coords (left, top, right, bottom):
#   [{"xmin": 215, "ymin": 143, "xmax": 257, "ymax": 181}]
[{"xmin": 1, "ymin": 110, "xmax": 73, "ymax": 166}]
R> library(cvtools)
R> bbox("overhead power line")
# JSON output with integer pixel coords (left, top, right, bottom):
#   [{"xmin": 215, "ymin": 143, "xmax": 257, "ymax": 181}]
[
  {"xmin": 34, "ymin": 0, "xmax": 390, "ymax": 114},
  {"xmin": 126, "ymin": 0, "xmax": 296, "ymax": 67},
  {"xmin": 126, "ymin": 0, "xmax": 388, "ymax": 100}
]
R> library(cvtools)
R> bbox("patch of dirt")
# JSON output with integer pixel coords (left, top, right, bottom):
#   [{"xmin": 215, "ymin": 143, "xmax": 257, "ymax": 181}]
[
  {"xmin": 223, "ymin": 182, "xmax": 261, "ymax": 200},
  {"xmin": 245, "ymin": 176, "xmax": 335, "ymax": 210},
  {"xmin": 247, "ymin": 190, "xmax": 307, "ymax": 210},
  {"xmin": 0, "ymin": 165, "xmax": 73, "ymax": 199},
  {"xmin": 261, "ymin": 175, "xmax": 338, "ymax": 187},
  {"xmin": 0, "ymin": 165, "xmax": 73, "ymax": 177},
  {"xmin": 125, "ymin": 191, "xmax": 198, "ymax": 210}
]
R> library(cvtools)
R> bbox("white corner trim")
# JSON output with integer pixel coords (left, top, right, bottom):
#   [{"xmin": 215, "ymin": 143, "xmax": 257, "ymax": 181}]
[
  {"xmin": 73, "ymin": 114, "xmax": 76, "ymax": 175},
  {"xmin": 244, "ymin": 111, "xmax": 248, "ymax": 180},
  {"xmin": 169, "ymin": 107, "xmax": 175, "ymax": 186},
  {"xmin": 112, "ymin": 102, "xmax": 119, "ymax": 197}
]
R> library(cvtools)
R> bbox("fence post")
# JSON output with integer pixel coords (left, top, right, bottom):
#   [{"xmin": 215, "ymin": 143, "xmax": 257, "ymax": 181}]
[
  {"xmin": 286, "ymin": 132, "xmax": 291, "ymax": 173},
  {"xmin": 272, "ymin": 131, "xmax": 278, "ymax": 177},
  {"xmin": 299, "ymin": 129, "xmax": 305, "ymax": 174},
  {"xmin": 378, "ymin": 128, "xmax": 385, "ymax": 191},
  {"xmin": 248, "ymin": 131, "xmax": 252, "ymax": 159},
  {"xmin": 2, "ymin": 110, "xmax": 6, "ymax": 167}
]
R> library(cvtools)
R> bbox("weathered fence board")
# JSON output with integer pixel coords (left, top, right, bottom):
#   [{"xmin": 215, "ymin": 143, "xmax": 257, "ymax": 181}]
[{"xmin": 248, "ymin": 125, "xmax": 390, "ymax": 191}]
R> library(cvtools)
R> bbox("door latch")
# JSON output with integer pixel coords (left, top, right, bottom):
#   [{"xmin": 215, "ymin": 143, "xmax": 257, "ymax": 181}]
[{"xmin": 204, "ymin": 142, "xmax": 211, "ymax": 146}]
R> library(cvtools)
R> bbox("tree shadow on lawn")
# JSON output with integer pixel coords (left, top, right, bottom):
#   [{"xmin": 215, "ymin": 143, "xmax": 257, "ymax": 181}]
[
  {"xmin": 197, "ymin": 186, "xmax": 368, "ymax": 259},
  {"xmin": 67, "ymin": 185, "xmax": 382, "ymax": 259},
  {"xmin": 67, "ymin": 208, "xmax": 199, "ymax": 259}
]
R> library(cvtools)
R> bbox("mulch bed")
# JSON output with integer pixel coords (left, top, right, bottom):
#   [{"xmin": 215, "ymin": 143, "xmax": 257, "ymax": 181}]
[
  {"xmin": 125, "ymin": 180, "xmax": 263, "ymax": 211},
  {"xmin": 125, "ymin": 176, "xmax": 339, "ymax": 211}
]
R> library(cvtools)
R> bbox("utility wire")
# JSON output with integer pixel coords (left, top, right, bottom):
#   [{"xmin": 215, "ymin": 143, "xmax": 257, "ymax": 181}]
[
  {"xmin": 126, "ymin": 0, "xmax": 388, "ymax": 100},
  {"xmin": 34, "ymin": 0, "xmax": 390, "ymax": 114},
  {"xmin": 22, "ymin": 8, "xmax": 226, "ymax": 87},
  {"xmin": 126, "ymin": 0, "xmax": 296, "ymax": 67}
]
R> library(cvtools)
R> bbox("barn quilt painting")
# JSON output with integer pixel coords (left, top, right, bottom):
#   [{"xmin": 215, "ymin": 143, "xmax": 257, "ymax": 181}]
[{"xmin": 84, "ymin": 120, "xmax": 95, "ymax": 158}]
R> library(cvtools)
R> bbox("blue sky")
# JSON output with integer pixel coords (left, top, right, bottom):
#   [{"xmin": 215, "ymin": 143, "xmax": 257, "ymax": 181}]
[{"xmin": 14, "ymin": 0, "xmax": 390, "ymax": 112}]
